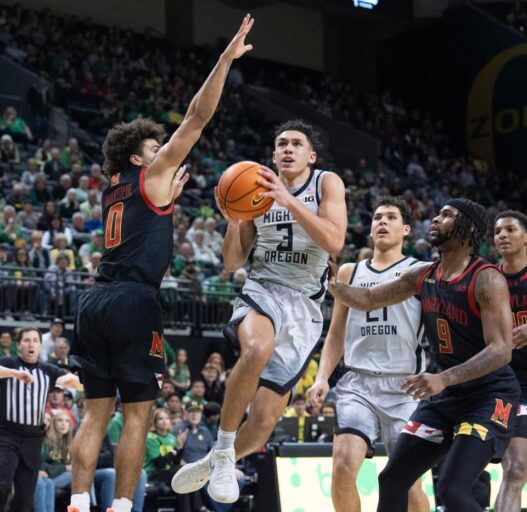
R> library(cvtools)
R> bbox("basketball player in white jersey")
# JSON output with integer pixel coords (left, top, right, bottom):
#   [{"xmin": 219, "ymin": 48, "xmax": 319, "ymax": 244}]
[
  {"xmin": 172, "ymin": 120, "xmax": 347, "ymax": 503},
  {"xmin": 309, "ymin": 196, "xmax": 429, "ymax": 512}
]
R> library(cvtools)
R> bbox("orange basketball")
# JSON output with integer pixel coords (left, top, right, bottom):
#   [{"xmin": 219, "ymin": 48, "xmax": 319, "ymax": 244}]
[{"xmin": 217, "ymin": 161, "xmax": 274, "ymax": 221}]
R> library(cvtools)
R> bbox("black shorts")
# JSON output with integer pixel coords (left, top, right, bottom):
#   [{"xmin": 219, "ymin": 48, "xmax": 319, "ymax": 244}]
[
  {"xmin": 513, "ymin": 382, "xmax": 527, "ymax": 438},
  {"xmin": 408, "ymin": 384, "xmax": 520, "ymax": 463},
  {"xmin": 70, "ymin": 281, "xmax": 166, "ymax": 399}
]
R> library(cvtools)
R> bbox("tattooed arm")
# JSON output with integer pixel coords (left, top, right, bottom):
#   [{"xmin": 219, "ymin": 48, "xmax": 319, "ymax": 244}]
[
  {"xmin": 328, "ymin": 261, "xmax": 432, "ymax": 311},
  {"xmin": 405, "ymin": 267, "xmax": 513, "ymax": 399}
]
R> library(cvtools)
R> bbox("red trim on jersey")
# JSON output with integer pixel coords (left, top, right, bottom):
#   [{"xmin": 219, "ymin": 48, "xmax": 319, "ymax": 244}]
[
  {"xmin": 436, "ymin": 257, "xmax": 483, "ymax": 286},
  {"xmin": 467, "ymin": 264, "xmax": 497, "ymax": 318},
  {"xmin": 417, "ymin": 264, "xmax": 434, "ymax": 295},
  {"xmin": 139, "ymin": 166, "xmax": 174, "ymax": 216}
]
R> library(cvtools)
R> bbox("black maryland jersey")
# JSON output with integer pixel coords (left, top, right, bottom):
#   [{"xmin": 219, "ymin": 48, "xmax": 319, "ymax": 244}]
[
  {"xmin": 418, "ymin": 256, "xmax": 516, "ymax": 392},
  {"xmin": 97, "ymin": 164, "xmax": 174, "ymax": 289},
  {"xmin": 500, "ymin": 263, "xmax": 527, "ymax": 378}
]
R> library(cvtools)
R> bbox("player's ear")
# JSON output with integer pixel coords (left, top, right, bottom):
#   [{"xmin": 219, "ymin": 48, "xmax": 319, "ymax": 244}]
[
  {"xmin": 272, "ymin": 151, "xmax": 276, "ymax": 165},
  {"xmin": 130, "ymin": 153, "xmax": 142, "ymax": 166},
  {"xmin": 403, "ymin": 224, "xmax": 411, "ymax": 236},
  {"xmin": 309, "ymin": 151, "xmax": 317, "ymax": 165}
]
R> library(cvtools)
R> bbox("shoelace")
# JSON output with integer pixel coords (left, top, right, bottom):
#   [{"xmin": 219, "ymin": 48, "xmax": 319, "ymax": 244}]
[{"xmin": 213, "ymin": 452, "xmax": 235, "ymax": 482}]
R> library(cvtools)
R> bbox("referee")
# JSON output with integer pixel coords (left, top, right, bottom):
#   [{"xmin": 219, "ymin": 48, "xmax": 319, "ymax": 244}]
[{"xmin": 0, "ymin": 327, "xmax": 79, "ymax": 512}]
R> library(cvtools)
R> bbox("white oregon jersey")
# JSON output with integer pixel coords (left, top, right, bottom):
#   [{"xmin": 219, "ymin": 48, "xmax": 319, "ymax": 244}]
[
  {"xmin": 249, "ymin": 168, "xmax": 330, "ymax": 300},
  {"xmin": 345, "ymin": 257, "xmax": 424, "ymax": 374}
]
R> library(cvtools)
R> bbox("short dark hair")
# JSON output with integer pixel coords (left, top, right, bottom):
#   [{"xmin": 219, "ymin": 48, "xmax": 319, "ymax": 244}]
[
  {"xmin": 102, "ymin": 117, "xmax": 166, "ymax": 176},
  {"xmin": 373, "ymin": 196, "xmax": 411, "ymax": 225},
  {"xmin": 495, "ymin": 210, "xmax": 527, "ymax": 232},
  {"xmin": 16, "ymin": 328, "xmax": 42, "ymax": 343},
  {"xmin": 274, "ymin": 120, "xmax": 322, "ymax": 151}
]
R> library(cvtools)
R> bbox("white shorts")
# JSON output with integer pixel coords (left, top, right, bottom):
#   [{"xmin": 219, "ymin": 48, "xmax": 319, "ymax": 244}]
[
  {"xmin": 335, "ymin": 369, "xmax": 419, "ymax": 455},
  {"xmin": 223, "ymin": 279, "xmax": 324, "ymax": 395}
]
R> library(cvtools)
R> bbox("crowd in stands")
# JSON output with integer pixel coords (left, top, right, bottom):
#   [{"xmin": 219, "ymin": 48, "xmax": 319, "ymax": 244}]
[{"xmin": 0, "ymin": 2, "xmax": 525, "ymax": 510}]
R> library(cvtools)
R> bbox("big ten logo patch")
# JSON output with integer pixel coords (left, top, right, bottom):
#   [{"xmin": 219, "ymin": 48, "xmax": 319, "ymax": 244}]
[
  {"xmin": 491, "ymin": 398, "xmax": 513, "ymax": 429},
  {"xmin": 149, "ymin": 331, "xmax": 165, "ymax": 358},
  {"xmin": 467, "ymin": 44, "xmax": 527, "ymax": 175}
]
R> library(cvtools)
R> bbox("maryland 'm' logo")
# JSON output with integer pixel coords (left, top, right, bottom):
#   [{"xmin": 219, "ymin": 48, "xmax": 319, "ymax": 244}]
[
  {"xmin": 149, "ymin": 331, "xmax": 164, "ymax": 358},
  {"xmin": 491, "ymin": 398, "xmax": 513, "ymax": 429}
]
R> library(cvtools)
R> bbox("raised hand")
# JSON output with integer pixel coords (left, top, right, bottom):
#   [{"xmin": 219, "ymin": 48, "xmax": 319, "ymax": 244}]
[
  {"xmin": 256, "ymin": 167, "xmax": 293, "ymax": 208},
  {"xmin": 223, "ymin": 14, "xmax": 255, "ymax": 61},
  {"xmin": 171, "ymin": 165, "xmax": 190, "ymax": 201}
]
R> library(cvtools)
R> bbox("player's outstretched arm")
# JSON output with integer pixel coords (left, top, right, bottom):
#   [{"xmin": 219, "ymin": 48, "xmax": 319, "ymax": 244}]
[
  {"xmin": 329, "ymin": 261, "xmax": 431, "ymax": 311},
  {"xmin": 215, "ymin": 187, "xmax": 256, "ymax": 271},
  {"xmin": 144, "ymin": 15, "xmax": 254, "ymax": 201},
  {"xmin": 442, "ymin": 267, "xmax": 513, "ymax": 386},
  {"xmin": 309, "ymin": 263, "xmax": 353, "ymax": 407}
]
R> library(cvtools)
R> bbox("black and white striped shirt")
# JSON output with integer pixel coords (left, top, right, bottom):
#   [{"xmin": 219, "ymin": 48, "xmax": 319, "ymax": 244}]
[{"xmin": 0, "ymin": 357, "xmax": 63, "ymax": 436}]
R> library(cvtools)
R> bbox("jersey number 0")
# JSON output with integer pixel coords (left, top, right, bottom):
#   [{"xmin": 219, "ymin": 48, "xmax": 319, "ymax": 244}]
[{"xmin": 105, "ymin": 202, "xmax": 124, "ymax": 249}]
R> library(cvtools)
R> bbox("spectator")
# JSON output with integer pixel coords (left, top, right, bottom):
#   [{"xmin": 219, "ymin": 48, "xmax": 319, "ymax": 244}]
[
  {"xmin": 42, "ymin": 214, "xmax": 74, "ymax": 250},
  {"xmin": 0, "ymin": 205, "xmax": 24, "ymax": 245},
  {"xmin": 166, "ymin": 392, "xmax": 185, "ymax": 426},
  {"xmin": 202, "ymin": 401, "xmax": 222, "ymax": 440},
  {"xmin": 321, "ymin": 402, "xmax": 336, "ymax": 418},
  {"xmin": 0, "ymin": 133, "xmax": 20, "ymax": 164},
  {"xmin": 71, "ymin": 212, "xmax": 91, "ymax": 249},
  {"xmin": 53, "ymin": 173, "xmax": 73, "ymax": 201},
  {"xmin": 204, "ymin": 217, "xmax": 223, "ymax": 254},
  {"xmin": 179, "ymin": 258, "xmax": 204, "ymax": 301},
  {"xmin": 168, "ymin": 348, "xmax": 191, "ymax": 394},
  {"xmin": 34, "ymin": 138, "xmax": 53, "ymax": 165},
  {"xmin": 27, "ymin": 73, "xmax": 52, "ymax": 139},
  {"xmin": 0, "ymin": 331, "xmax": 16, "ymax": 357},
  {"xmin": 88, "ymin": 162, "xmax": 106, "ymax": 190},
  {"xmin": 81, "ymin": 251, "xmax": 101, "ymax": 279},
  {"xmin": 204, "ymin": 268, "xmax": 235, "ymax": 304},
  {"xmin": 21, "ymin": 157, "xmax": 40, "ymax": 185},
  {"xmin": 192, "ymin": 229, "xmax": 221, "ymax": 277},
  {"xmin": 59, "ymin": 137, "xmax": 84, "ymax": 169},
  {"xmin": 157, "ymin": 379, "xmax": 177, "ymax": 408},
  {"xmin": 173, "ymin": 241, "xmax": 194, "ymax": 277},
  {"xmin": 29, "ymin": 230, "xmax": 51, "ymax": 270},
  {"xmin": 29, "ymin": 174, "xmax": 53, "ymax": 206},
  {"xmin": 59, "ymin": 188, "xmax": 80, "ymax": 219},
  {"xmin": 206, "ymin": 352, "xmax": 227, "ymax": 383},
  {"xmin": 201, "ymin": 363, "xmax": 225, "ymax": 405},
  {"xmin": 47, "ymin": 338, "xmax": 70, "ymax": 370},
  {"xmin": 42, "ymin": 147, "xmax": 64, "ymax": 180},
  {"xmin": 0, "ymin": 106, "xmax": 33, "ymax": 142},
  {"xmin": 173, "ymin": 223, "xmax": 190, "ymax": 254},
  {"xmin": 49, "ymin": 232, "xmax": 77, "ymax": 270},
  {"xmin": 84, "ymin": 205, "xmax": 104, "ymax": 232},
  {"xmin": 37, "ymin": 200, "xmax": 58, "ymax": 231},
  {"xmin": 7, "ymin": 182, "xmax": 28, "ymax": 211},
  {"xmin": 183, "ymin": 379, "xmax": 208, "ymax": 407},
  {"xmin": 4, "ymin": 246, "xmax": 38, "ymax": 319},
  {"xmin": 79, "ymin": 190, "xmax": 99, "ymax": 220},
  {"xmin": 283, "ymin": 394, "xmax": 310, "ymax": 443},
  {"xmin": 41, "ymin": 318, "xmax": 64, "ymax": 363},
  {"xmin": 16, "ymin": 199, "xmax": 39, "ymax": 230},
  {"xmin": 75, "ymin": 175, "xmax": 90, "ymax": 203},
  {"xmin": 44, "ymin": 252, "xmax": 79, "ymax": 316},
  {"xmin": 296, "ymin": 357, "xmax": 319, "ymax": 396},
  {"xmin": 45, "ymin": 384, "xmax": 77, "ymax": 428}
]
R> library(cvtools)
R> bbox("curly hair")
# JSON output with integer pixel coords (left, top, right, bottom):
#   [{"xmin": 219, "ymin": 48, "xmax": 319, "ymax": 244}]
[
  {"xmin": 450, "ymin": 199, "xmax": 489, "ymax": 254},
  {"xmin": 101, "ymin": 117, "xmax": 166, "ymax": 176},
  {"xmin": 274, "ymin": 119, "xmax": 322, "ymax": 152}
]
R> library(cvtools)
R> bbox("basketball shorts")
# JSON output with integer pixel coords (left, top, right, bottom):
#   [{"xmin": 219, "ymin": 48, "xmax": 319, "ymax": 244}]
[
  {"xmin": 70, "ymin": 282, "xmax": 165, "ymax": 401},
  {"xmin": 513, "ymin": 372, "xmax": 527, "ymax": 438},
  {"xmin": 403, "ymin": 383, "xmax": 520, "ymax": 462},
  {"xmin": 335, "ymin": 370, "xmax": 419, "ymax": 456},
  {"xmin": 223, "ymin": 278, "xmax": 323, "ymax": 395}
]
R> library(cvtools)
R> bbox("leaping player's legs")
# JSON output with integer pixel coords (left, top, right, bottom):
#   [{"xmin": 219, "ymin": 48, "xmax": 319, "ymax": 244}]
[
  {"xmin": 494, "ymin": 437, "xmax": 527, "ymax": 511},
  {"xmin": 234, "ymin": 386, "xmax": 291, "ymax": 460},
  {"xmin": 331, "ymin": 434, "xmax": 368, "ymax": 512},
  {"xmin": 219, "ymin": 310, "xmax": 276, "ymax": 433},
  {"xmin": 70, "ymin": 396, "xmax": 115, "ymax": 510}
]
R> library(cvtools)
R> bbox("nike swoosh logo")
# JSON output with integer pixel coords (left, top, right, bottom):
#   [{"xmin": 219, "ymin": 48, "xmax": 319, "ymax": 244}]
[
  {"xmin": 312, "ymin": 319, "xmax": 324, "ymax": 324},
  {"xmin": 251, "ymin": 195, "xmax": 265, "ymax": 207}
]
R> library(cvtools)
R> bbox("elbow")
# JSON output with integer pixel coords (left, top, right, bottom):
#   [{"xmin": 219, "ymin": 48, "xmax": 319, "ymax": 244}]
[
  {"xmin": 494, "ymin": 343, "xmax": 512, "ymax": 366},
  {"xmin": 328, "ymin": 240, "xmax": 345, "ymax": 258}
]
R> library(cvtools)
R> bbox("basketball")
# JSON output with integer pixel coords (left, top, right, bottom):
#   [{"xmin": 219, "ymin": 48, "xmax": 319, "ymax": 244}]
[{"xmin": 217, "ymin": 161, "xmax": 274, "ymax": 221}]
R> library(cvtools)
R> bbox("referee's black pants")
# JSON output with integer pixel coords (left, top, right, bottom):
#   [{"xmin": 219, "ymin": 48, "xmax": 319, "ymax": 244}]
[{"xmin": 0, "ymin": 433, "xmax": 42, "ymax": 512}]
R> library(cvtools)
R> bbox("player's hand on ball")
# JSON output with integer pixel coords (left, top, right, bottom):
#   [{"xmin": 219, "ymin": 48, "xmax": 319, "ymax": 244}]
[
  {"xmin": 214, "ymin": 186, "xmax": 241, "ymax": 225},
  {"xmin": 222, "ymin": 14, "xmax": 254, "ymax": 61},
  {"xmin": 308, "ymin": 379, "xmax": 330, "ymax": 407},
  {"xmin": 513, "ymin": 324, "xmax": 527, "ymax": 350},
  {"xmin": 402, "ymin": 373, "xmax": 446, "ymax": 400},
  {"xmin": 256, "ymin": 167, "xmax": 292, "ymax": 208}
]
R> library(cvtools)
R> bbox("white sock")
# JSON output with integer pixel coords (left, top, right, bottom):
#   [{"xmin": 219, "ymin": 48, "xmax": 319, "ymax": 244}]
[
  {"xmin": 215, "ymin": 428, "xmax": 236, "ymax": 450},
  {"xmin": 70, "ymin": 492, "xmax": 90, "ymax": 512},
  {"xmin": 111, "ymin": 497, "xmax": 133, "ymax": 512}
]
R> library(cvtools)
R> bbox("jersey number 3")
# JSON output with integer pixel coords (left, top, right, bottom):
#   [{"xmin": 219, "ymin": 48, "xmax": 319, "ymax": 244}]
[
  {"xmin": 437, "ymin": 318, "xmax": 453, "ymax": 354},
  {"xmin": 105, "ymin": 202, "xmax": 124, "ymax": 249}
]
